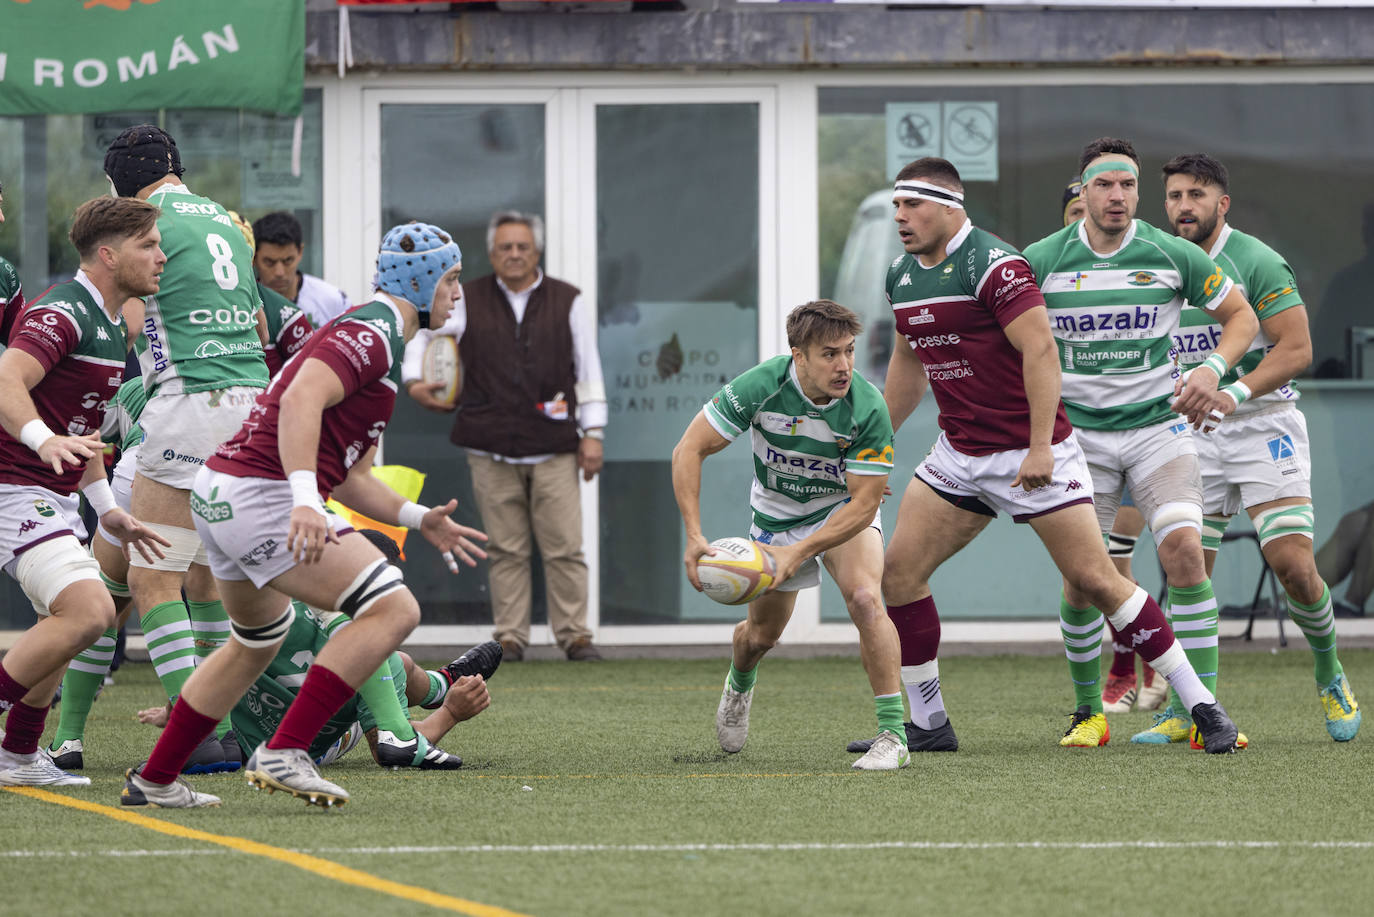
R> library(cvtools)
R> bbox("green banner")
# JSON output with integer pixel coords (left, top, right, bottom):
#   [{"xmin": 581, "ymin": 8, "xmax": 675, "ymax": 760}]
[{"xmin": 0, "ymin": 0, "xmax": 303, "ymax": 116}]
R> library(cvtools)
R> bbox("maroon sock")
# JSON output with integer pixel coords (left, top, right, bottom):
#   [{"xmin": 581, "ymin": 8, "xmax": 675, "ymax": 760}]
[
  {"xmin": 1104, "ymin": 619, "xmax": 1136, "ymax": 678},
  {"xmin": 142, "ymin": 698, "xmax": 219, "ymax": 785},
  {"xmin": 1112, "ymin": 594, "xmax": 1177, "ymax": 663},
  {"xmin": 888, "ymin": 596, "xmax": 940, "ymax": 666},
  {"xmin": 1, "ymin": 701, "xmax": 49, "ymax": 755},
  {"xmin": 0, "ymin": 662, "xmax": 30, "ymax": 712},
  {"xmin": 266, "ymin": 665, "xmax": 354, "ymax": 751}
]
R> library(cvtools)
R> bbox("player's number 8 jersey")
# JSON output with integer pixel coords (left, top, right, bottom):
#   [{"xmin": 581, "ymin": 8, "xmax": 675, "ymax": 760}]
[{"xmin": 136, "ymin": 185, "xmax": 269, "ymax": 395}]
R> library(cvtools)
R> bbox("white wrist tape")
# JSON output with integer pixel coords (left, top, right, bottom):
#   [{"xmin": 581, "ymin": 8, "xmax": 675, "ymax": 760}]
[
  {"xmin": 397, "ymin": 501, "xmax": 429, "ymax": 530},
  {"xmin": 19, "ymin": 419, "xmax": 56, "ymax": 453},
  {"xmin": 287, "ymin": 470, "xmax": 326, "ymax": 515},
  {"xmin": 1201, "ymin": 353, "xmax": 1229, "ymax": 379},
  {"xmin": 82, "ymin": 478, "xmax": 118, "ymax": 517},
  {"xmin": 1220, "ymin": 380, "xmax": 1252, "ymax": 409}
]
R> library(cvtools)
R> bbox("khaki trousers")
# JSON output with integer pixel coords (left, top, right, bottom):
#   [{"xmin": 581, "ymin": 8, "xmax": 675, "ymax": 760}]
[{"xmin": 466, "ymin": 451, "xmax": 590, "ymax": 650}]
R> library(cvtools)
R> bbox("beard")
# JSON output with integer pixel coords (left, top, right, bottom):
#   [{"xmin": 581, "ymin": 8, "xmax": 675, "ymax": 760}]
[
  {"xmin": 1174, "ymin": 209, "xmax": 1219, "ymax": 243},
  {"xmin": 116, "ymin": 262, "xmax": 160, "ymax": 298}
]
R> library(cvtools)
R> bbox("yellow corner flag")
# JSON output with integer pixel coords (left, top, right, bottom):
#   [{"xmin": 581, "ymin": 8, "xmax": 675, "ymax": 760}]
[{"xmin": 325, "ymin": 464, "xmax": 427, "ymax": 559}]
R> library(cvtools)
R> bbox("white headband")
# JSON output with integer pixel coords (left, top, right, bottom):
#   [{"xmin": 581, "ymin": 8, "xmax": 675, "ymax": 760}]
[{"xmin": 893, "ymin": 179, "xmax": 965, "ymax": 209}]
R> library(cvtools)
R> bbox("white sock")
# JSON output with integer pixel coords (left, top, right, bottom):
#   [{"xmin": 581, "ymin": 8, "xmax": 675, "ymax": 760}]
[
  {"xmin": 1149, "ymin": 642, "xmax": 1215, "ymax": 711},
  {"xmin": 902, "ymin": 660, "xmax": 947, "ymax": 729}
]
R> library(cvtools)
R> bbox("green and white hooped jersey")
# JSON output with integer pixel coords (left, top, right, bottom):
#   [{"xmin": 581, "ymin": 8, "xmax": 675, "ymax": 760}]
[
  {"xmin": 136, "ymin": 184, "xmax": 269, "ymax": 395},
  {"xmin": 1175, "ymin": 224, "xmax": 1303, "ymax": 416},
  {"xmin": 1025, "ymin": 218, "xmax": 1233, "ymax": 432},
  {"xmin": 703, "ymin": 354, "xmax": 894, "ymax": 533}
]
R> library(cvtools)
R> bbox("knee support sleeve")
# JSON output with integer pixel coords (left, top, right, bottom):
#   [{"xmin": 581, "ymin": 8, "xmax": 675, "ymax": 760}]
[
  {"xmin": 230, "ymin": 602, "xmax": 295, "ymax": 649},
  {"xmin": 336, "ymin": 559, "xmax": 405, "ymax": 619}
]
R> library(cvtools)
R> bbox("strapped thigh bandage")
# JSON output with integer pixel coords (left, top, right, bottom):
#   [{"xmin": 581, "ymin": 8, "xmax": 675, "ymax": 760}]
[
  {"xmin": 1200, "ymin": 514, "xmax": 1231, "ymax": 554},
  {"xmin": 15, "ymin": 536, "xmax": 102, "ymax": 617},
  {"xmin": 128, "ymin": 522, "xmax": 209, "ymax": 572},
  {"xmin": 1253, "ymin": 503, "xmax": 1315, "ymax": 548},
  {"xmin": 336, "ymin": 559, "xmax": 405, "ymax": 619},
  {"xmin": 1150, "ymin": 501, "xmax": 1203, "ymax": 546},
  {"xmin": 231, "ymin": 602, "xmax": 295, "ymax": 649}
]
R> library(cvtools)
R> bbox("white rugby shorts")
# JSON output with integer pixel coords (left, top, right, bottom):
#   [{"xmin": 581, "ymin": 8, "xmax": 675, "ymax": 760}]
[
  {"xmin": 914, "ymin": 431, "xmax": 1094, "ymax": 522},
  {"xmin": 750, "ymin": 499, "xmax": 882, "ymax": 592},
  {"xmin": 1197, "ymin": 404, "xmax": 1312, "ymax": 517},
  {"xmin": 137, "ymin": 387, "xmax": 261, "ymax": 489},
  {"xmin": 191, "ymin": 467, "xmax": 353, "ymax": 588}
]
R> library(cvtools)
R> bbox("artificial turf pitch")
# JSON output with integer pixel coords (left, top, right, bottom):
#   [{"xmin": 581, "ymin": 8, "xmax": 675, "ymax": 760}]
[{"xmin": 1, "ymin": 648, "xmax": 1370, "ymax": 917}]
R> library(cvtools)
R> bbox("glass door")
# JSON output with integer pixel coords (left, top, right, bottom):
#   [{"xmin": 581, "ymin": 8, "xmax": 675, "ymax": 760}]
[{"xmin": 579, "ymin": 88, "xmax": 777, "ymax": 637}]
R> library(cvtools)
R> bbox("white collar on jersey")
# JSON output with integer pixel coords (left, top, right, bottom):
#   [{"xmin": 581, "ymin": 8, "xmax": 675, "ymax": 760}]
[
  {"xmin": 1076, "ymin": 217, "xmax": 1139, "ymax": 258},
  {"xmin": 1207, "ymin": 223, "xmax": 1234, "ymax": 260}
]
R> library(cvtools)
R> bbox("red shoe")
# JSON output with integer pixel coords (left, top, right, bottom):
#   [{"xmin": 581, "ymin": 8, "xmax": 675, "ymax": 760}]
[{"xmin": 1102, "ymin": 672, "xmax": 1138, "ymax": 714}]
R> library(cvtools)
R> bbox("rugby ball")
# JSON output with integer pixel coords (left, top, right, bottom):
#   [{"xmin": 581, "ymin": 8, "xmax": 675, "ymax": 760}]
[
  {"xmin": 697, "ymin": 536, "xmax": 777, "ymax": 605},
  {"xmin": 422, "ymin": 334, "xmax": 460, "ymax": 406}
]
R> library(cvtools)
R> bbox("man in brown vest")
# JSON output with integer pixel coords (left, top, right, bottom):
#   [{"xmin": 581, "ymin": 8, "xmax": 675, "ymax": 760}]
[{"xmin": 421, "ymin": 211, "xmax": 607, "ymax": 661}]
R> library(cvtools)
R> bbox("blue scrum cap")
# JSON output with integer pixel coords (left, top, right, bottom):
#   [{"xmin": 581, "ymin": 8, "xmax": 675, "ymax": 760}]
[{"xmin": 375, "ymin": 221, "xmax": 462, "ymax": 313}]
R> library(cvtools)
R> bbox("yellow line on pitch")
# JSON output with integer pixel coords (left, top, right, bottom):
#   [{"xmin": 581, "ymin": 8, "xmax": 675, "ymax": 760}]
[{"xmin": 3, "ymin": 787, "xmax": 532, "ymax": 917}]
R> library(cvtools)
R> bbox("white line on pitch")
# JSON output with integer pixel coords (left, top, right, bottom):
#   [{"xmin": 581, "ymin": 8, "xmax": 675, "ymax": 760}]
[{"xmin": 6, "ymin": 840, "xmax": 1374, "ymax": 859}]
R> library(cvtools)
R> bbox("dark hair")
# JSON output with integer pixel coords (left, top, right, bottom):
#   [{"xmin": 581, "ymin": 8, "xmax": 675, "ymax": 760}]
[
  {"xmin": 1079, "ymin": 137, "xmax": 1140, "ymax": 174},
  {"xmin": 69, "ymin": 197, "xmax": 160, "ymax": 260},
  {"xmin": 895, "ymin": 156, "xmax": 964, "ymax": 193},
  {"xmin": 358, "ymin": 528, "xmax": 404, "ymax": 566},
  {"xmin": 252, "ymin": 211, "xmax": 303, "ymax": 250},
  {"xmin": 1160, "ymin": 153, "xmax": 1230, "ymax": 194},
  {"xmin": 786, "ymin": 299, "xmax": 863, "ymax": 352}
]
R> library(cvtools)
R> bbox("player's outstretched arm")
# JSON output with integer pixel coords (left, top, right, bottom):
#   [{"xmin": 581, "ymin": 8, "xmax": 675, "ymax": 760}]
[
  {"xmin": 765, "ymin": 473, "xmax": 888, "ymax": 588},
  {"xmin": 0, "ymin": 348, "xmax": 102, "ymax": 474},
  {"xmin": 332, "ymin": 446, "xmax": 489, "ymax": 574},
  {"xmin": 671, "ymin": 411, "xmax": 732, "ymax": 591},
  {"xmin": 882, "ymin": 330, "xmax": 929, "ymax": 432},
  {"xmin": 78, "ymin": 455, "xmax": 170, "ymax": 563},
  {"xmin": 1003, "ymin": 305, "xmax": 1060, "ymax": 490}
]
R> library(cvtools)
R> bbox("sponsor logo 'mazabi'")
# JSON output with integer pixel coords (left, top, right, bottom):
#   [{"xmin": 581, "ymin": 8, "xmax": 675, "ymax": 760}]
[
  {"xmin": 1054, "ymin": 305, "xmax": 1159, "ymax": 334},
  {"xmin": 763, "ymin": 446, "xmax": 843, "ymax": 480}
]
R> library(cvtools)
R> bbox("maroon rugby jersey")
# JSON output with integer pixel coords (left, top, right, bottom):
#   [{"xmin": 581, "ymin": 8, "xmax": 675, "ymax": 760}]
[
  {"xmin": 208, "ymin": 298, "xmax": 405, "ymax": 497},
  {"xmin": 886, "ymin": 222, "xmax": 1073, "ymax": 456},
  {"xmin": 0, "ymin": 274, "xmax": 127, "ymax": 493}
]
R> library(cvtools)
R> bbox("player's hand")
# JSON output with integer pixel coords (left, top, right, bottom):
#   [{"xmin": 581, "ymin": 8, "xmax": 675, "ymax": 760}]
[
  {"xmin": 1011, "ymin": 444, "xmax": 1054, "ymax": 491},
  {"xmin": 1171, "ymin": 365, "xmax": 1222, "ymax": 427},
  {"xmin": 441, "ymin": 674, "xmax": 490, "ymax": 723},
  {"xmin": 420, "ymin": 499, "xmax": 489, "ymax": 573},
  {"xmin": 578, "ymin": 436, "xmax": 604, "ymax": 482},
  {"xmin": 759, "ymin": 542, "xmax": 803, "ymax": 591},
  {"xmin": 36, "ymin": 431, "xmax": 103, "ymax": 475},
  {"xmin": 136, "ymin": 702, "xmax": 171, "ymax": 728},
  {"xmin": 287, "ymin": 504, "xmax": 337, "ymax": 564},
  {"xmin": 405, "ymin": 380, "xmax": 456, "ymax": 413},
  {"xmin": 683, "ymin": 532, "xmax": 713, "ymax": 591},
  {"xmin": 101, "ymin": 509, "xmax": 172, "ymax": 564}
]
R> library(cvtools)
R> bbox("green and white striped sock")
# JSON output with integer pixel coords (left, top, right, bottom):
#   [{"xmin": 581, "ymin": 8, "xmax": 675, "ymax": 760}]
[
  {"xmin": 140, "ymin": 600, "xmax": 197, "ymax": 703},
  {"xmin": 1059, "ymin": 594, "xmax": 1105, "ymax": 714},
  {"xmin": 50, "ymin": 627, "xmax": 117, "ymax": 745}
]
